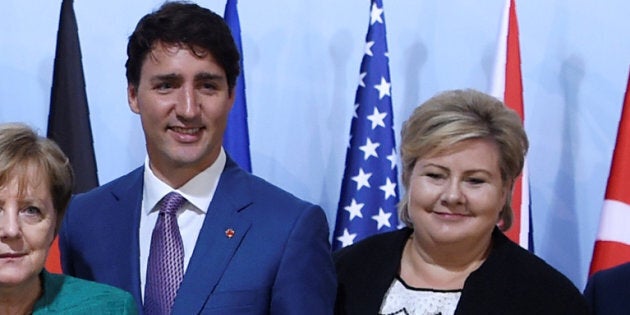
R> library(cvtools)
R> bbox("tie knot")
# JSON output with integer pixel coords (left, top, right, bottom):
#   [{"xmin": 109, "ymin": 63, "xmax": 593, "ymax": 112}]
[{"xmin": 159, "ymin": 192, "xmax": 186, "ymax": 215}]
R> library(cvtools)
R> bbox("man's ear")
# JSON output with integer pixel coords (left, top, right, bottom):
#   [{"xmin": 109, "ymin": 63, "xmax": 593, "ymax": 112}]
[
  {"xmin": 228, "ymin": 87, "xmax": 236, "ymax": 110},
  {"xmin": 128, "ymin": 83, "xmax": 140, "ymax": 114}
]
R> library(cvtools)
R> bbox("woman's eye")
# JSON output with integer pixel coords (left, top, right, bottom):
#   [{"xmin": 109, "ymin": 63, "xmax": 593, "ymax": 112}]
[
  {"xmin": 426, "ymin": 172, "xmax": 444, "ymax": 179},
  {"xmin": 19, "ymin": 206, "xmax": 45, "ymax": 223},
  {"xmin": 467, "ymin": 178, "xmax": 486, "ymax": 185},
  {"xmin": 22, "ymin": 206, "xmax": 42, "ymax": 216}
]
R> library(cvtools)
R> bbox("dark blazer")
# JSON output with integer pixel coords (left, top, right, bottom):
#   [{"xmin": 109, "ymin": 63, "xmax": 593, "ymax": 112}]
[
  {"xmin": 59, "ymin": 157, "xmax": 336, "ymax": 314},
  {"xmin": 334, "ymin": 227, "xmax": 589, "ymax": 315},
  {"xmin": 584, "ymin": 261, "xmax": 630, "ymax": 315}
]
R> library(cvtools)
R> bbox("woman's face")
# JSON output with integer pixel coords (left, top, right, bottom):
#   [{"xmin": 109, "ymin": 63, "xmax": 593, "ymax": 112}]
[
  {"xmin": 0, "ymin": 167, "xmax": 56, "ymax": 289},
  {"xmin": 407, "ymin": 138, "xmax": 507, "ymax": 247}
]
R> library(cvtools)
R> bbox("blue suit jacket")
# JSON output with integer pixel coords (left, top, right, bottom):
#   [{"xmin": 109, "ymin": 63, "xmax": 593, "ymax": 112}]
[
  {"xmin": 584, "ymin": 262, "xmax": 630, "ymax": 315},
  {"xmin": 59, "ymin": 157, "xmax": 336, "ymax": 314}
]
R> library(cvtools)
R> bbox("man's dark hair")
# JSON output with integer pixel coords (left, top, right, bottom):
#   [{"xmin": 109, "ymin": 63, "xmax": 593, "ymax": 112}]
[{"xmin": 125, "ymin": 1, "xmax": 240, "ymax": 91}]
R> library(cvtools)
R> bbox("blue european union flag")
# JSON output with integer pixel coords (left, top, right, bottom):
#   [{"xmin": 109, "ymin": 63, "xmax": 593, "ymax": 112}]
[{"xmin": 224, "ymin": 0, "xmax": 252, "ymax": 172}]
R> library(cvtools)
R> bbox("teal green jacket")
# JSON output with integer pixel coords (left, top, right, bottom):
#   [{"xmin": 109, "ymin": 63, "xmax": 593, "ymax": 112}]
[{"xmin": 33, "ymin": 269, "xmax": 137, "ymax": 314}]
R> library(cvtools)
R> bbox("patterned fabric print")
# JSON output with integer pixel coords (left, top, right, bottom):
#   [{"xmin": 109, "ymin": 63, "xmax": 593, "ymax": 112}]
[
  {"xmin": 144, "ymin": 192, "xmax": 187, "ymax": 315},
  {"xmin": 379, "ymin": 278, "xmax": 461, "ymax": 315}
]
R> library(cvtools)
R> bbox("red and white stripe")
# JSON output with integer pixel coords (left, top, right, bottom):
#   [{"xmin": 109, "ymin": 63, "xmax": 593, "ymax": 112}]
[
  {"xmin": 490, "ymin": 0, "xmax": 530, "ymax": 249},
  {"xmin": 589, "ymin": 70, "xmax": 630, "ymax": 275}
]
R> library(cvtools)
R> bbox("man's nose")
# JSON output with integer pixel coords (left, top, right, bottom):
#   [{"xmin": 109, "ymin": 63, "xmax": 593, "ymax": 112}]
[{"xmin": 176, "ymin": 85, "xmax": 201, "ymax": 119}]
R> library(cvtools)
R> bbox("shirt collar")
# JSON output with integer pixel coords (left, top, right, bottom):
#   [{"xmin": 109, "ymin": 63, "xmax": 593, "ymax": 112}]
[{"xmin": 143, "ymin": 148, "xmax": 226, "ymax": 214}]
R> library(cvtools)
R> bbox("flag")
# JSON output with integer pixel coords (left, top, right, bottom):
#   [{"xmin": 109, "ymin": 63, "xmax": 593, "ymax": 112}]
[
  {"xmin": 589, "ymin": 70, "xmax": 630, "ymax": 275},
  {"xmin": 46, "ymin": 0, "xmax": 99, "ymax": 273},
  {"xmin": 223, "ymin": 0, "xmax": 252, "ymax": 172},
  {"xmin": 48, "ymin": 0, "xmax": 98, "ymax": 193},
  {"xmin": 490, "ymin": 0, "xmax": 533, "ymax": 250},
  {"xmin": 333, "ymin": 0, "xmax": 399, "ymax": 250}
]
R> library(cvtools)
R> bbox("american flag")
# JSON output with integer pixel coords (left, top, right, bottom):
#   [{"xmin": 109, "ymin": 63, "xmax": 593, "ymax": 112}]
[{"xmin": 333, "ymin": 0, "xmax": 399, "ymax": 250}]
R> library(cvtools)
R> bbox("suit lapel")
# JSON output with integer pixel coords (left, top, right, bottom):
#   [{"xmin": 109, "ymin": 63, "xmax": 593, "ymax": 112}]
[
  {"xmin": 109, "ymin": 167, "xmax": 145, "ymax": 308},
  {"xmin": 172, "ymin": 158, "xmax": 253, "ymax": 314}
]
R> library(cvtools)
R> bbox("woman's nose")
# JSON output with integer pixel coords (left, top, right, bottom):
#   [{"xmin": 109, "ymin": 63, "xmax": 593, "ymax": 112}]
[
  {"xmin": 441, "ymin": 180, "xmax": 464, "ymax": 205},
  {"xmin": 0, "ymin": 211, "xmax": 21, "ymax": 239}
]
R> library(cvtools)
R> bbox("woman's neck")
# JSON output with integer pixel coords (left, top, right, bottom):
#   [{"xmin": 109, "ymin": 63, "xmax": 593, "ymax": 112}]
[
  {"xmin": 400, "ymin": 231, "xmax": 492, "ymax": 290},
  {"xmin": 0, "ymin": 275, "xmax": 42, "ymax": 315}
]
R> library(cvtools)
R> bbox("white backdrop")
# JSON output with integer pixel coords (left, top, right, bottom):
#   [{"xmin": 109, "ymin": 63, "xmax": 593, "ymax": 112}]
[{"xmin": 1, "ymin": 0, "xmax": 629, "ymax": 290}]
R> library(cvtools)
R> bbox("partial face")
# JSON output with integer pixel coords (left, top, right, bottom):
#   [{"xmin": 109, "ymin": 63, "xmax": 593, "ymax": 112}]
[
  {"xmin": 407, "ymin": 138, "xmax": 507, "ymax": 246},
  {"xmin": 0, "ymin": 168, "xmax": 56, "ymax": 289},
  {"xmin": 128, "ymin": 42, "xmax": 234, "ymax": 186}
]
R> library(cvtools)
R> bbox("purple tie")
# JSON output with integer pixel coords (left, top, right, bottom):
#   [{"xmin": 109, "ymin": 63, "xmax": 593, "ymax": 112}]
[{"xmin": 144, "ymin": 192, "xmax": 186, "ymax": 315}]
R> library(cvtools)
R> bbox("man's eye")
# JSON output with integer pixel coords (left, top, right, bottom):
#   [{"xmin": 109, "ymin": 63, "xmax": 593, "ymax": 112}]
[
  {"xmin": 200, "ymin": 82, "xmax": 217, "ymax": 91},
  {"xmin": 155, "ymin": 82, "xmax": 173, "ymax": 91}
]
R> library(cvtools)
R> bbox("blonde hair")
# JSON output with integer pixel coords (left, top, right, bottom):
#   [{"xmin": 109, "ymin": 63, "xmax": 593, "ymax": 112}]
[
  {"xmin": 398, "ymin": 89, "xmax": 528, "ymax": 231},
  {"xmin": 0, "ymin": 123, "xmax": 74, "ymax": 231}
]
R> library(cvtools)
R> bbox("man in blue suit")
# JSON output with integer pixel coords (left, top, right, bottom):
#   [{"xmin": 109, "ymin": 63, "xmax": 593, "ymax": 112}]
[
  {"xmin": 584, "ymin": 262, "xmax": 630, "ymax": 315},
  {"xmin": 59, "ymin": 2, "xmax": 336, "ymax": 314}
]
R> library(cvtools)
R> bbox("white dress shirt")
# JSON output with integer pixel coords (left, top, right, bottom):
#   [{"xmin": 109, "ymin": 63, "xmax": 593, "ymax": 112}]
[{"xmin": 138, "ymin": 149, "xmax": 226, "ymax": 299}]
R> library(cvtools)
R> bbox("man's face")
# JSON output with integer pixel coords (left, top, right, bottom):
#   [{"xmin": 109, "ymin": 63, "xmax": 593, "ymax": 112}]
[{"xmin": 128, "ymin": 42, "xmax": 234, "ymax": 187}]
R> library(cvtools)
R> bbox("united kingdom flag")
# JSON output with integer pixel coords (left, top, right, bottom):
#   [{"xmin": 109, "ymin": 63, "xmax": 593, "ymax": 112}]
[{"xmin": 333, "ymin": 0, "xmax": 399, "ymax": 250}]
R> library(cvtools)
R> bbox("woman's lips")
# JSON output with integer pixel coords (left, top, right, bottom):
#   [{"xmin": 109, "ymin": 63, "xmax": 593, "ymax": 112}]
[{"xmin": 0, "ymin": 252, "xmax": 26, "ymax": 259}]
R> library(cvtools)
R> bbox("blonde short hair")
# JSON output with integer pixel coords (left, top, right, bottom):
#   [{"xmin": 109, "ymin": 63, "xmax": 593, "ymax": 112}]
[{"xmin": 398, "ymin": 89, "xmax": 528, "ymax": 231}]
